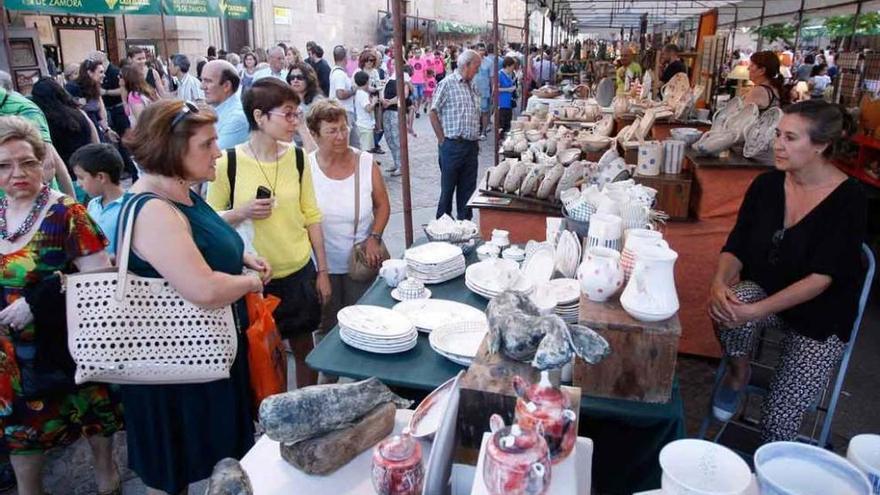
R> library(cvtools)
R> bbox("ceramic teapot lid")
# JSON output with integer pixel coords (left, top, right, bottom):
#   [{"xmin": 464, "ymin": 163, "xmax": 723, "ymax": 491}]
[
  {"xmin": 514, "ymin": 371, "xmax": 571, "ymax": 413},
  {"xmin": 489, "ymin": 415, "xmax": 545, "ymax": 457},
  {"xmin": 375, "ymin": 428, "xmax": 422, "ymax": 468}
]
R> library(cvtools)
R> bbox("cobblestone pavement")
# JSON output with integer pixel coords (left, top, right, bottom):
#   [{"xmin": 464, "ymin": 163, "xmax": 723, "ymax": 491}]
[{"xmin": 7, "ymin": 113, "xmax": 879, "ymax": 494}]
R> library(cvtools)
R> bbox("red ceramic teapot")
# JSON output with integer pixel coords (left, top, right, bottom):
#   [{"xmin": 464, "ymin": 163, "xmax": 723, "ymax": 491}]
[
  {"xmin": 483, "ymin": 413, "xmax": 552, "ymax": 495},
  {"xmin": 371, "ymin": 428, "xmax": 424, "ymax": 495},
  {"xmin": 513, "ymin": 370, "xmax": 577, "ymax": 463}
]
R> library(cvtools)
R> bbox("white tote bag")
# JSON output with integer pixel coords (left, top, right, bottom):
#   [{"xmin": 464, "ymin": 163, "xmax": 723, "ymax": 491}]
[{"xmin": 64, "ymin": 194, "xmax": 237, "ymax": 385}]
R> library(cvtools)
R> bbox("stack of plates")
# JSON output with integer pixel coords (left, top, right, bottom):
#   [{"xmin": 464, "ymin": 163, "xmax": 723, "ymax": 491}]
[
  {"xmin": 429, "ymin": 320, "xmax": 489, "ymax": 366},
  {"xmin": 392, "ymin": 299, "xmax": 487, "ymax": 333},
  {"xmin": 337, "ymin": 305, "xmax": 418, "ymax": 354},
  {"xmin": 542, "ymin": 278, "xmax": 581, "ymax": 323},
  {"xmin": 404, "ymin": 242, "xmax": 466, "ymax": 284},
  {"xmin": 465, "ymin": 258, "xmax": 534, "ymax": 299}
]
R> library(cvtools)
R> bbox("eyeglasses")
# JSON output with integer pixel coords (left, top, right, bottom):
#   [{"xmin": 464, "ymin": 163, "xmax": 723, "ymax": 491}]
[
  {"xmin": 321, "ymin": 125, "xmax": 350, "ymax": 137},
  {"xmin": 269, "ymin": 109, "xmax": 304, "ymax": 122},
  {"xmin": 288, "ymin": 74, "xmax": 306, "ymax": 81},
  {"xmin": 170, "ymin": 101, "xmax": 199, "ymax": 129},
  {"xmin": 0, "ymin": 158, "xmax": 42, "ymax": 173}
]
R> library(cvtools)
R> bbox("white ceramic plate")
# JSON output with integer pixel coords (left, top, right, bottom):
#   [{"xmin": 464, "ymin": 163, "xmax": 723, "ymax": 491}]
[
  {"xmin": 336, "ymin": 305, "xmax": 415, "ymax": 339},
  {"xmin": 390, "ymin": 287, "xmax": 432, "ymax": 302},
  {"xmin": 404, "ymin": 242, "xmax": 464, "ymax": 265},
  {"xmin": 465, "ymin": 259, "xmax": 532, "ymax": 294},
  {"xmin": 340, "ymin": 333, "xmax": 418, "ymax": 354},
  {"xmin": 429, "ymin": 320, "xmax": 488, "ymax": 360},
  {"xmin": 409, "ymin": 375, "xmax": 457, "ymax": 439},
  {"xmin": 521, "ymin": 245, "xmax": 556, "ymax": 286},
  {"xmin": 545, "ymin": 278, "xmax": 581, "ymax": 305},
  {"xmin": 392, "ymin": 299, "xmax": 487, "ymax": 333},
  {"xmin": 339, "ymin": 327, "xmax": 417, "ymax": 347}
]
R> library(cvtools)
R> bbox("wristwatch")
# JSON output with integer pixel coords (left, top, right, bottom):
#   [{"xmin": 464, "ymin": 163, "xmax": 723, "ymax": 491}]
[{"xmin": 369, "ymin": 232, "xmax": 383, "ymax": 241}]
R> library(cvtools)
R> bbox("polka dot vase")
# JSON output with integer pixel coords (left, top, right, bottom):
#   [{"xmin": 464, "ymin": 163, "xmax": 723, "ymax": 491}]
[
  {"xmin": 637, "ymin": 141, "xmax": 663, "ymax": 176},
  {"xmin": 577, "ymin": 246, "xmax": 624, "ymax": 303}
]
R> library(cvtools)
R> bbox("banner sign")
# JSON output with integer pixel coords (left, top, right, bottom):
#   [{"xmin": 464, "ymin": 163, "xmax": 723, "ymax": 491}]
[
  {"xmin": 6, "ymin": 0, "xmax": 159, "ymax": 15},
  {"xmin": 7, "ymin": 0, "xmax": 251, "ymax": 19}
]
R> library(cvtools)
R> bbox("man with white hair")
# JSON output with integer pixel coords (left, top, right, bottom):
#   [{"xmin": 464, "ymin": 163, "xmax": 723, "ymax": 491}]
[
  {"xmin": 429, "ymin": 49, "xmax": 482, "ymax": 220},
  {"xmin": 254, "ymin": 46, "xmax": 289, "ymax": 81}
]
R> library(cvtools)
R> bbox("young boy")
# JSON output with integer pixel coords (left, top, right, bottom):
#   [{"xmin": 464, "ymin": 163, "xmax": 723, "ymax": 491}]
[
  {"xmin": 423, "ymin": 68, "xmax": 437, "ymax": 116},
  {"xmin": 71, "ymin": 143, "xmax": 128, "ymax": 255},
  {"xmin": 353, "ymin": 70, "xmax": 377, "ymax": 152}
]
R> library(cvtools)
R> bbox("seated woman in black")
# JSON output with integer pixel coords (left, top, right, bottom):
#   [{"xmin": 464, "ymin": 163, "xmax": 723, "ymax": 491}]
[{"xmin": 709, "ymin": 99, "xmax": 866, "ymax": 443}]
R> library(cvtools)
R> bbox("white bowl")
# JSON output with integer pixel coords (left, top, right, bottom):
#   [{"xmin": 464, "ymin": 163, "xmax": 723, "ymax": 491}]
[
  {"xmin": 848, "ymin": 434, "xmax": 880, "ymax": 493},
  {"xmin": 755, "ymin": 441, "xmax": 872, "ymax": 495},
  {"xmin": 660, "ymin": 439, "xmax": 752, "ymax": 495},
  {"xmin": 580, "ymin": 135, "xmax": 613, "ymax": 152},
  {"xmin": 670, "ymin": 127, "xmax": 704, "ymax": 146}
]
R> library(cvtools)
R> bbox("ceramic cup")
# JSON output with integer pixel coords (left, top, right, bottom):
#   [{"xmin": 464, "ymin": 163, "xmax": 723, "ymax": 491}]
[
  {"xmin": 637, "ymin": 141, "xmax": 663, "ymax": 176},
  {"xmin": 379, "ymin": 259, "xmax": 408, "ymax": 288},
  {"xmin": 585, "ymin": 213, "xmax": 623, "ymax": 251},
  {"xmin": 663, "ymin": 140, "xmax": 686, "ymax": 174},
  {"xmin": 491, "ymin": 229, "xmax": 511, "ymax": 248},
  {"xmin": 848, "ymin": 434, "xmax": 880, "ymax": 494},
  {"xmin": 397, "ymin": 278, "xmax": 427, "ymax": 300}
]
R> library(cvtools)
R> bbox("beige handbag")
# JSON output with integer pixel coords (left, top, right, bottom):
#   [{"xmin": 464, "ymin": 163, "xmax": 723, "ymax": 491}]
[
  {"xmin": 64, "ymin": 193, "xmax": 238, "ymax": 385},
  {"xmin": 348, "ymin": 153, "xmax": 389, "ymax": 282}
]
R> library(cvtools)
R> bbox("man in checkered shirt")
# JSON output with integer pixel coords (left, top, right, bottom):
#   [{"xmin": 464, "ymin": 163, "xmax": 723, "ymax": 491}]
[{"xmin": 429, "ymin": 49, "xmax": 483, "ymax": 220}]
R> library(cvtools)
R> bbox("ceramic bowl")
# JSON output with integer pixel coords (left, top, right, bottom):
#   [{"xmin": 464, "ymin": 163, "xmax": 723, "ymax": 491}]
[
  {"xmin": 669, "ymin": 127, "xmax": 704, "ymax": 146},
  {"xmin": 755, "ymin": 441, "xmax": 872, "ymax": 495},
  {"xmin": 847, "ymin": 434, "xmax": 880, "ymax": 493},
  {"xmin": 692, "ymin": 130, "xmax": 738, "ymax": 156},
  {"xmin": 526, "ymin": 129, "xmax": 544, "ymax": 142},
  {"xmin": 660, "ymin": 439, "xmax": 752, "ymax": 495},
  {"xmin": 580, "ymin": 135, "xmax": 613, "ymax": 152},
  {"xmin": 397, "ymin": 278, "xmax": 428, "ymax": 300},
  {"xmin": 477, "ymin": 243, "xmax": 500, "ymax": 261}
]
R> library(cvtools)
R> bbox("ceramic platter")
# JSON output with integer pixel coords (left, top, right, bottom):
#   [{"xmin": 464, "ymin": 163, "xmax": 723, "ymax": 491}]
[
  {"xmin": 429, "ymin": 320, "xmax": 489, "ymax": 367},
  {"xmin": 465, "ymin": 259, "xmax": 533, "ymax": 299},
  {"xmin": 743, "ymin": 107, "xmax": 783, "ymax": 158},
  {"xmin": 553, "ymin": 231, "xmax": 581, "ymax": 279},
  {"xmin": 521, "ymin": 245, "xmax": 556, "ymax": 286},
  {"xmin": 404, "ymin": 241, "xmax": 464, "ymax": 265},
  {"xmin": 392, "ymin": 299, "xmax": 487, "ymax": 333},
  {"xmin": 544, "ymin": 278, "xmax": 581, "ymax": 305},
  {"xmin": 409, "ymin": 375, "xmax": 457, "ymax": 439},
  {"xmin": 340, "ymin": 329, "xmax": 418, "ymax": 354},
  {"xmin": 337, "ymin": 305, "xmax": 415, "ymax": 338},
  {"xmin": 662, "ymin": 72, "xmax": 691, "ymax": 104},
  {"xmin": 404, "ymin": 242, "xmax": 466, "ymax": 284}
]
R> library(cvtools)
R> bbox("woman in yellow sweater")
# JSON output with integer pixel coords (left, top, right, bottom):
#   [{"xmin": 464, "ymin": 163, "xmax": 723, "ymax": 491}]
[{"xmin": 207, "ymin": 78, "xmax": 329, "ymax": 388}]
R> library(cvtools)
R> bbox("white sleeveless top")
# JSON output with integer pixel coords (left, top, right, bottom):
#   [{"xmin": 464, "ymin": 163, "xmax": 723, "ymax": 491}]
[{"xmin": 309, "ymin": 148, "xmax": 374, "ymax": 274}]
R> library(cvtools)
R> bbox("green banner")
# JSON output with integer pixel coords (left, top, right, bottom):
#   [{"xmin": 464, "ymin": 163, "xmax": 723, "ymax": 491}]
[
  {"xmin": 5, "ymin": 0, "xmax": 159, "ymax": 15},
  {"xmin": 161, "ymin": 0, "xmax": 251, "ymax": 19}
]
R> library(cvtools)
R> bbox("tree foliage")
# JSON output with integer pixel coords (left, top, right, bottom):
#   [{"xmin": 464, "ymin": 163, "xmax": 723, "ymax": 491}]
[{"xmin": 753, "ymin": 23, "xmax": 797, "ymax": 46}]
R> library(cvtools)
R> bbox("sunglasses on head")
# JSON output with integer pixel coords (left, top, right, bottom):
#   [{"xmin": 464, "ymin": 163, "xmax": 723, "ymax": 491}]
[{"xmin": 170, "ymin": 101, "xmax": 199, "ymax": 129}]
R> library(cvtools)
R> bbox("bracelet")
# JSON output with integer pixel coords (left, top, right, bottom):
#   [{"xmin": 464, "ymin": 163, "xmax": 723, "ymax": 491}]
[{"xmin": 369, "ymin": 232, "xmax": 382, "ymax": 241}]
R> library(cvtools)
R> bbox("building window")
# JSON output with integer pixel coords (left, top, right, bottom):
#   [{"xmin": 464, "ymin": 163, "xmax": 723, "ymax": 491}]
[{"xmin": 316, "ymin": 0, "xmax": 325, "ymax": 13}]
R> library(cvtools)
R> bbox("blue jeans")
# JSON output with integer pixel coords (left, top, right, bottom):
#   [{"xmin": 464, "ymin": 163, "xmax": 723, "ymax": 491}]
[{"xmin": 437, "ymin": 138, "xmax": 479, "ymax": 220}]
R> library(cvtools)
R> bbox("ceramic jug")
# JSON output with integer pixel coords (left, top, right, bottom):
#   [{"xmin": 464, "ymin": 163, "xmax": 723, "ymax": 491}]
[
  {"xmin": 620, "ymin": 245, "xmax": 680, "ymax": 322},
  {"xmin": 621, "ymin": 229, "xmax": 667, "ymax": 281},
  {"xmin": 371, "ymin": 428, "xmax": 424, "ymax": 495},
  {"xmin": 513, "ymin": 371, "xmax": 577, "ymax": 463},
  {"xmin": 577, "ymin": 246, "xmax": 624, "ymax": 302},
  {"xmin": 483, "ymin": 414, "xmax": 552, "ymax": 495},
  {"xmin": 636, "ymin": 141, "xmax": 663, "ymax": 176}
]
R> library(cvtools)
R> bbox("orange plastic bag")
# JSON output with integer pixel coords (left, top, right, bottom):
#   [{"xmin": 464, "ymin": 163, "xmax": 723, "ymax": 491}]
[{"xmin": 245, "ymin": 293, "xmax": 286, "ymax": 412}]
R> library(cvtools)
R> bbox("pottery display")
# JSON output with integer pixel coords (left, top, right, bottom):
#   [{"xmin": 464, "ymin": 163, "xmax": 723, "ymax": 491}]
[
  {"xmin": 526, "ymin": 130, "xmax": 543, "ymax": 142},
  {"xmin": 556, "ymin": 148, "xmax": 581, "ymax": 165},
  {"xmin": 663, "ymin": 140, "xmax": 686, "ymax": 174},
  {"xmin": 711, "ymin": 97, "xmax": 743, "ymax": 132},
  {"xmin": 612, "ymin": 96, "xmax": 629, "ymax": 116},
  {"xmin": 636, "ymin": 141, "xmax": 663, "ymax": 176},
  {"xmin": 555, "ymin": 162, "xmax": 585, "ymax": 200},
  {"xmin": 620, "ymin": 229, "xmax": 666, "ymax": 280},
  {"xmin": 661, "ymin": 72, "xmax": 690, "ymax": 104},
  {"xmin": 755, "ymin": 442, "xmax": 872, "ymax": 495},
  {"xmin": 596, "ymin": 77, "xmax": 615, "ymax": 107},
  {"xmin": 482, "ymin": 413, "xmax": 552, "ymax": 495},
  {"xmin": 577, "ymin": 246, "xmax": 625, "ymax": 302},
  {"xmin": 847, "ymin": 434, "xmax": 880, "ymax": 493},
  {"xmin": 593, "ymin": 115, "xmax": 614, "ymax": 137},
  {"xmin": 580, "ymin": 135, "xmax": 613, "ymax": 152},
  {"xmin": 692, "ymin": 130, "xmax": 738, "ymax": 156},
  {"xmin": 371, "ymin": 428, "xmax": 424, "ymax": 495},
  {"xmin": 743, "ymin": 107, "xmax": 784, "ymax": 158},
  {"xmin": 669, "ymin": 127, "xmax": 703, "ymax": 146},
  {"xmin": 722, "ymin": 103, "xmax": 760, "ymax": 142},
  {"xmin": 533, "ymin": 86, "xmax": 561, "ymax": 99},
  {"xmin": 595, "ymin": 157, "xmax": 629, "ymax": 187},
  {"xmin": 504, "ymin": 161, "xmax": 530, "ymax": 193},
  {"xmin": 487, "ymin": 160, "xmax": 512, "ymax": 189},
  {"xmin": 536, "ymin": 164, "xmax": 564, "ymax": 200},
  {"xmin": 513, "ymin": 371, "xmax": 577, "ymax": 463},
  {"xmin": 520, "ymin": 164, "xmax": 547, "ymax": 197},
  {"xmin": 660, "ymin": 439, "xmax": 753, "ymax": 495},
  {"xmin": 620, "ymin": 245, "xmax": 680, "ymax": 322}
]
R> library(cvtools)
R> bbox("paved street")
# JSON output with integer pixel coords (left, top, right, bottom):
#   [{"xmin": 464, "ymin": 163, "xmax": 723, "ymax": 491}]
[{"xmin": 7, "ymin": 114, "xmax": 880, "ymax": 494}]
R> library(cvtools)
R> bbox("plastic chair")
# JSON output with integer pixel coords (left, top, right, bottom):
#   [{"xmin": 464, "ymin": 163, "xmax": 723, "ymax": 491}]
[{"xmin": 698, "ymin": 243, "xmax": 875, "ymax": 452}]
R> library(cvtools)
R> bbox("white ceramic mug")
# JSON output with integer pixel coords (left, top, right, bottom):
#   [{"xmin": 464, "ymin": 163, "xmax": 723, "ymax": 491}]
[
  {"xmin": 491, "ymin": 229, "xmax": 510, "ymax": 247},
  {"xmin": 848, "ymin": 434, "xmax": 880, "ymax": 494},
  {"xmin": 379, "ymin": 259, "xmax": 408, "ymax": 288},
  {"xmin": 586, "ymin": 213, "xmax": 623, "ymax": 251},
  {"xmin": 663, "ymin": 140, "xmax": 686, "ymax": 174},
  {"xmin": 637, "ymin": 141, "xmax": 663, "ymax": 176}
]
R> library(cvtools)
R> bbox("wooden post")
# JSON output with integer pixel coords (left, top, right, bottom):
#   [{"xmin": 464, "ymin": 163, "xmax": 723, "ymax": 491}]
[
  {"xmin": 756, "ymin": 1, "xmax": 766, "ymax": 51},
  {"xmin": 848, "ymin": 0, "xmax": 863, "ymax": 51},
  {"xmin": 391, "ymin": 0, "xmax": 414, "ymax": 247},
  {"xmin": 523, "ymin": 0, "xmax": 531, "ymax": 112},
  {"xmin": 160, "ymin": 12, "xmax": 170, "ymax": 58},
  {"xmin": 493, "ymin": 0, "xmax": 499, "ymax": 167}
]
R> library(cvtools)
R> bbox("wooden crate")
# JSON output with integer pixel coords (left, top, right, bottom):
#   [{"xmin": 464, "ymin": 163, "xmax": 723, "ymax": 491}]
[
  {"xmin": 634, "ymin": 170, "xmax": 693, "ymax": 220},
  {"xmin": 456, "ymin": 337, "xmax": 581, "ymax": 465},
  {"xmin": 574, "ymin": 297, "xmax": 681, "ymax": 403}
]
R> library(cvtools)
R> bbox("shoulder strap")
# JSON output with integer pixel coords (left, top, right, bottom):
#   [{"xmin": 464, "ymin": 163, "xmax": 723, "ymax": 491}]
[
  {"xmin": 113, "ymin": 192, "xmax": 163, "ymax": 300},
  {"xmin": 226, "ymin": 147, "xmax": 237, "ymax": 207},
  {"xmin": 295, "ymin": 146, "xmax": 304, "ymax": 184},
  {"xmin": 353, "ymin": 152, "xmax": 361, "ymax": 241}
]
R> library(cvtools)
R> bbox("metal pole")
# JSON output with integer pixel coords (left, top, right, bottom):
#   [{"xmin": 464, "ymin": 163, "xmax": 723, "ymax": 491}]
[
  {"xmin": 523, "ymin": 0, "xmax": 532, "ymax": 112},
  {"xmin": 793, "ymin": 0, "xmax": 806, "ymax": 53},
  {"xmin": 541, "ymin": 7, "xmax": 546, "ymax": 48},
  {"xmin": 0, "ymin": 2, "xmax": 12, "ymax": 75},
  {"xmin": 160, "ymin": 12, "xmax": 170, "ymax": 58},
  {"xmin": 848, "ymin": 0, "xmax": 863, "ymax": 51},
  {"xmin": 391, "ymin": 0, "xmax": 414, "ymax": 247},
  {"xmin": 756, "ymin": 0, "xmax": 766, "ymax": 51},
  {"xmin": 493, "ymin": 0, "xmax": 500, "ymax": 167}
]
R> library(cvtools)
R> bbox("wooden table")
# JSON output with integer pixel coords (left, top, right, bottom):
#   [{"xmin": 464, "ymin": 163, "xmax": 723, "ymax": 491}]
[{"xmin": 468, "ymin": 190, "xmax": 561, "ymax": 244}]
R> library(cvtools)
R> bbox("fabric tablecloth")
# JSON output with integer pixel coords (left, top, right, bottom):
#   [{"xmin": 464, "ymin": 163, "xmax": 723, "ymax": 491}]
[{"xmin": 306, "ymin": 254, "xmax": 686, "ymax": 494}]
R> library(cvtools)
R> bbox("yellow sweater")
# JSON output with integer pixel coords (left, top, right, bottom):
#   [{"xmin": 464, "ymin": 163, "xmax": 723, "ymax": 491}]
[{"xmin": 207, "ymin": 145, "xmax": 322, "ymax": 278}]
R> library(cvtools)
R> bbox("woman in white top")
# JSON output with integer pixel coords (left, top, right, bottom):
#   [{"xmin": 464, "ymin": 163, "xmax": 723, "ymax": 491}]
[{"xmin": 306, "ymin": 99, "xmax": 390, "ymax": 334}]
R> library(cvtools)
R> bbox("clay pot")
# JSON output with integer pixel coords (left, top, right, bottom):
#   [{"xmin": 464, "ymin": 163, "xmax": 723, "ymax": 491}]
[
  {"xmin": 513, "ymin": 371, "xmax": 577, "ymax": 463},
  {"xmin": 483, "ymin": 414, "xmax": 552, "ymax": 495},
  {"xmin": 577, "ymin": 246, "xmax": 624, "ymax": 302},
  {"xmin": 371, "ymin": 429, "xmax": 424, "ymax": 495}
]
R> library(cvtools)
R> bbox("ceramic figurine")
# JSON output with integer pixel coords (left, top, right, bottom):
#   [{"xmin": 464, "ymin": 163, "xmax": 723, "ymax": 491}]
[
  {"xmin": 483, "ymin": 414, "xmax": 552, "ymax": 495},
  {"xmin": 513, "ymin": 371, "xmax": 577, "ymax": 463},
  {"xmin": 371, "ymin": 428, "xmax": 424, "ymax": 495}
]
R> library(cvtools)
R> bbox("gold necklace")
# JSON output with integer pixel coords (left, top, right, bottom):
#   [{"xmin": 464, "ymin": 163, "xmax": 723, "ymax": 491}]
[{"xmin": 248, "ymin": 142, "xmax": 280, "ymax": 195}]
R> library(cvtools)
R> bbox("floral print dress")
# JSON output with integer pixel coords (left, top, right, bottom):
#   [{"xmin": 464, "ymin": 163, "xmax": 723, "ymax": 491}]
[{"xmin": 0, "ymin": 195, "xmax": 122, "ymax": 453}]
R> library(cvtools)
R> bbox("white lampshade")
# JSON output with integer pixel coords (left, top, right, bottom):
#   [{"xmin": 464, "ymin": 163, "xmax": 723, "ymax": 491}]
[{"xmin": 728, "ymin": 64, "xmax": 750, "ymax": 81}]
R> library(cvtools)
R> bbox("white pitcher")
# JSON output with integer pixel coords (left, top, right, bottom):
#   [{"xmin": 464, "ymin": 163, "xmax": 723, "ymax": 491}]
[
  {"xmin": 621, "ymin": 229, "xmax": 668, "ymax": 281},
  {"xmin": 620, "ymin": 245, "xmax": 680, "ymax": 322}
]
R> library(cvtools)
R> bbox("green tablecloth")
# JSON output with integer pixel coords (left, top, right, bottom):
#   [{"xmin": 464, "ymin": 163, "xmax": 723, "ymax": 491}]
[{"xmin": 306, "ymin": 261, "xmax": 686, "ymax": 494}]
